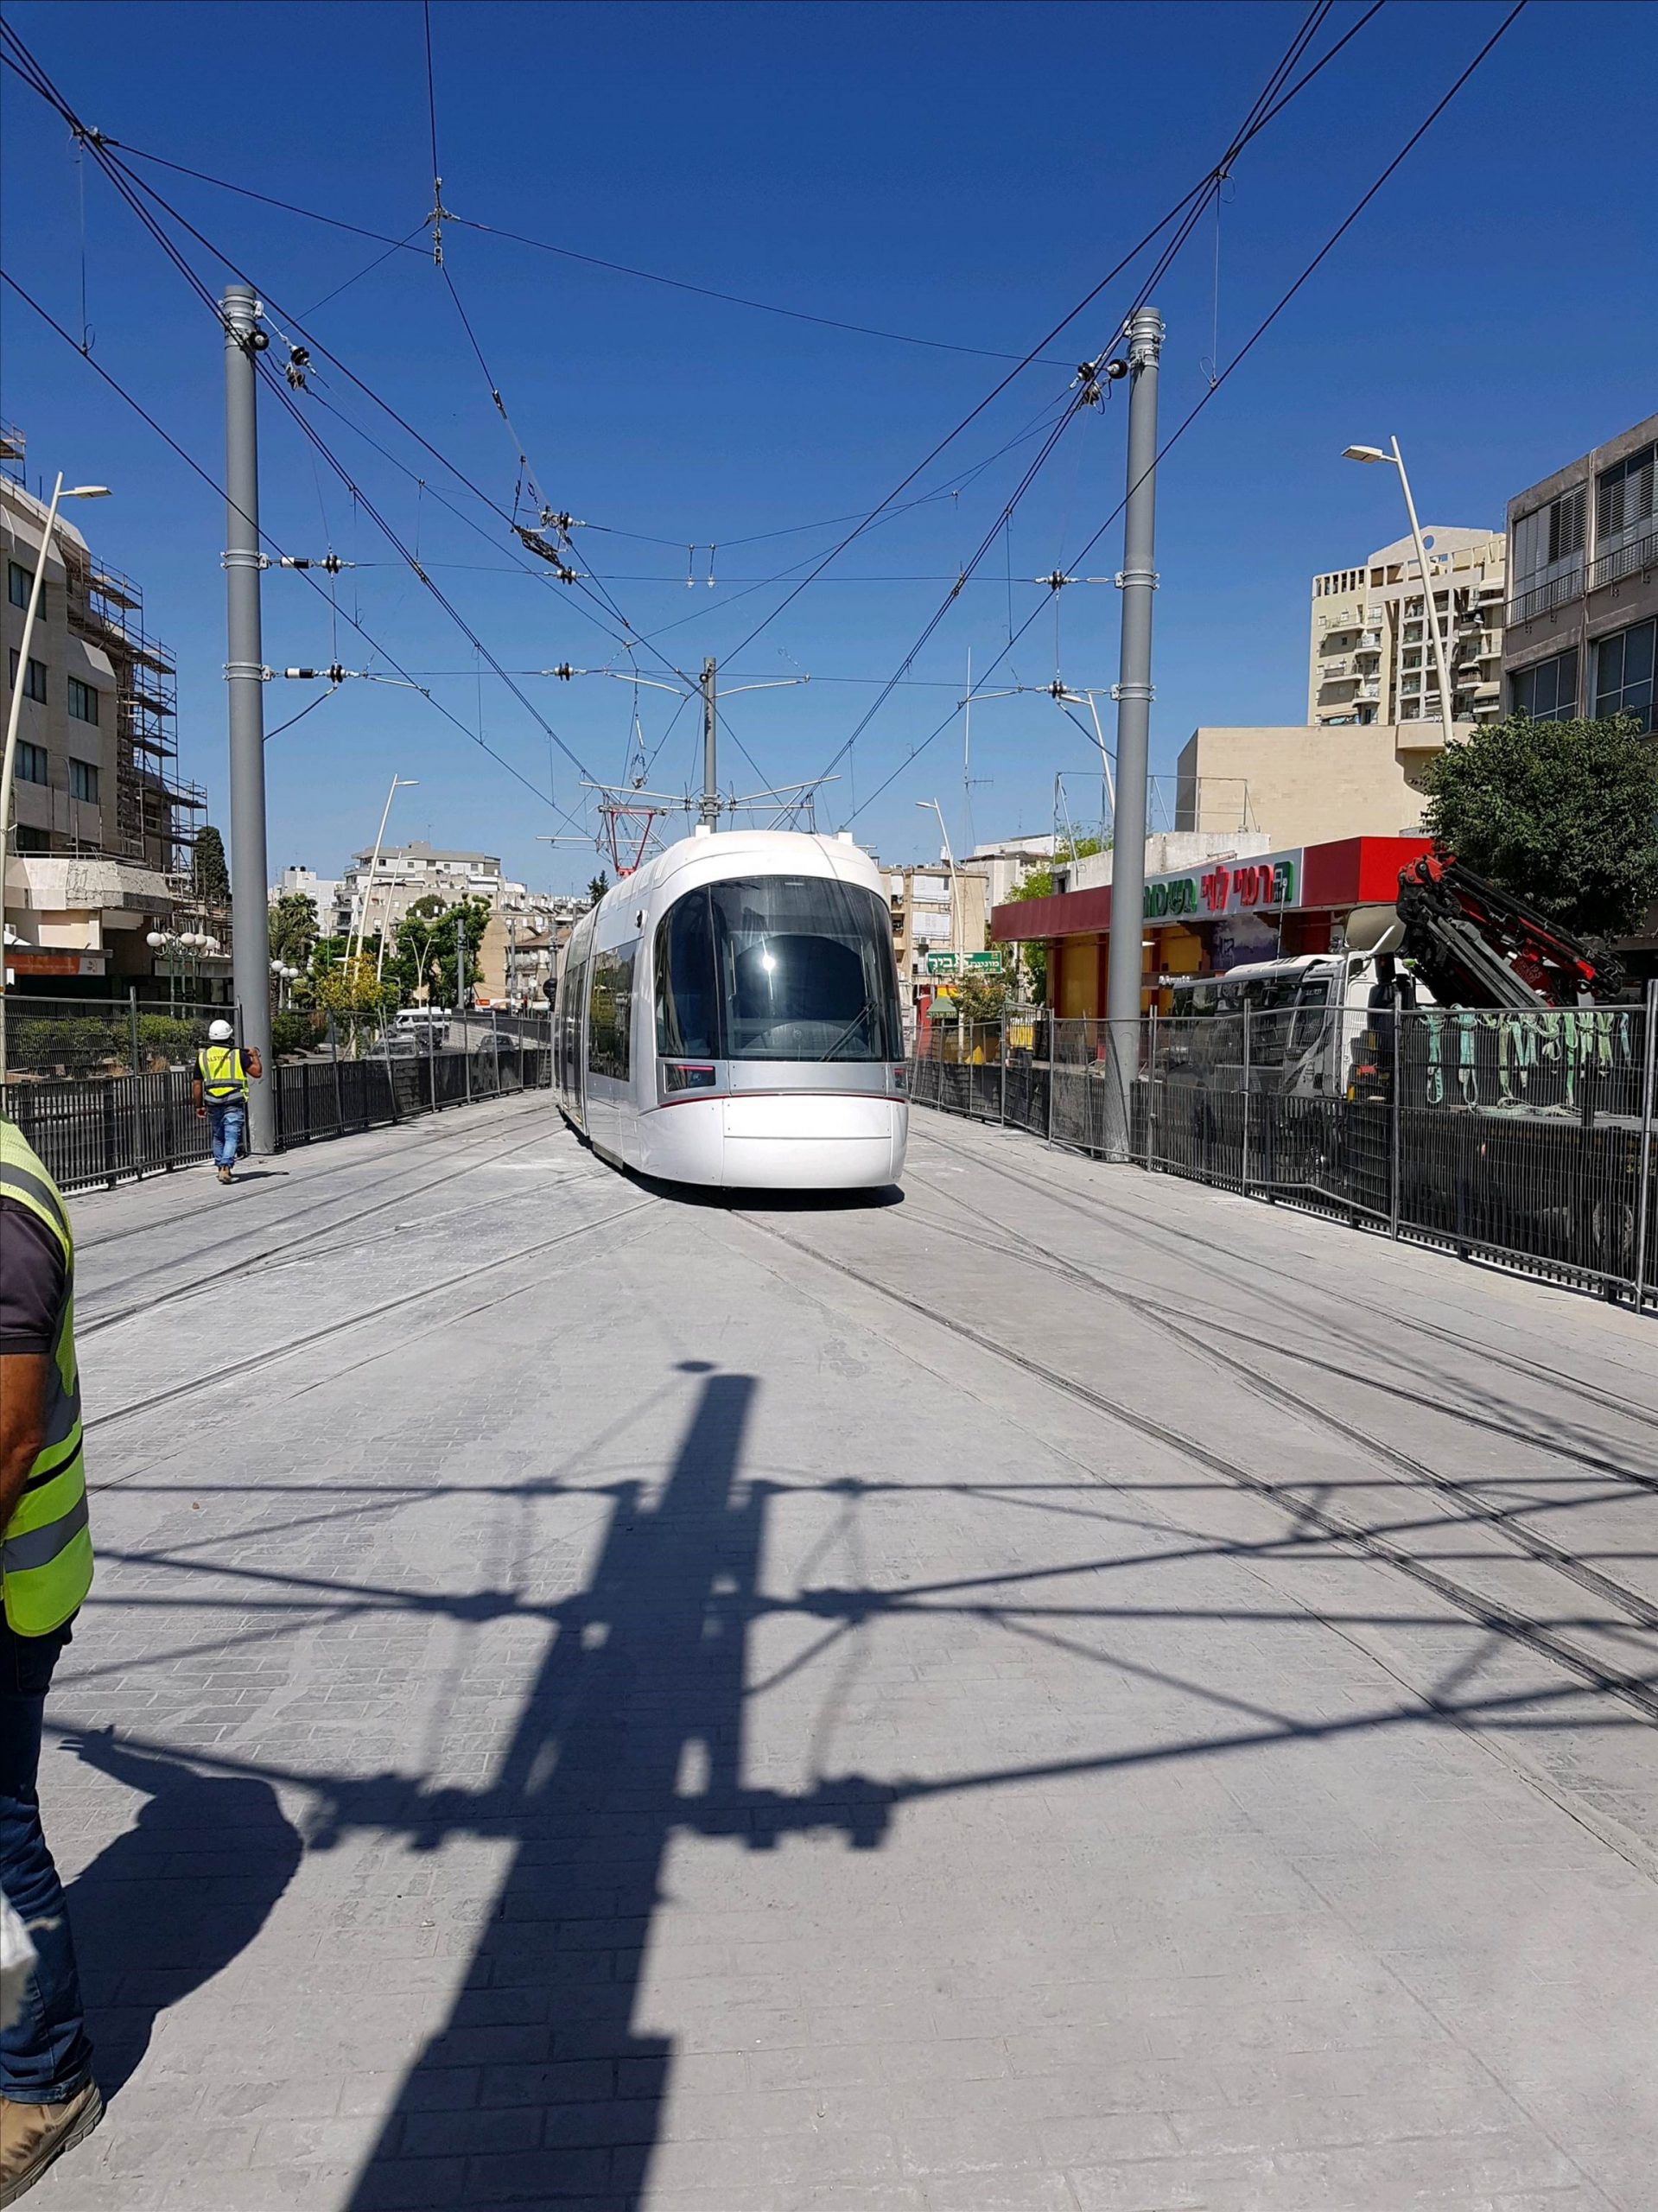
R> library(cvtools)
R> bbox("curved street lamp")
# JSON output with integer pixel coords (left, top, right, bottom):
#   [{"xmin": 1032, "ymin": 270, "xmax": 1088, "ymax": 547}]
[{"xmin": 1343, "ymin": 438, "xmax": 1455, "ymax": 749}]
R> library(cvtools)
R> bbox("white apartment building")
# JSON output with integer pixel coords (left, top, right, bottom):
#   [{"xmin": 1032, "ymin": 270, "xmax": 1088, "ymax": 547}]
[
  {"xmin": 1308, "ymin": 527, "xmax": 1505, "ymax": 732},
  {"xmin": 336, "ymin": 841, "xmax": 575, "ymax": 1006},
  {"xmin": 270, "ymin": 864, "xmax": 341, "ymax": 930},
  {"xmin": 340, "ymin": 843, "xmax": 512, "ymax": 942}
]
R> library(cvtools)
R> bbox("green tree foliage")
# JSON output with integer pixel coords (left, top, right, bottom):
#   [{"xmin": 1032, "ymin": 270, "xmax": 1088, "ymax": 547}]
[
  {"xmin": 268, "ymin": 891, "xmax": 319, "ymax": 967},
  {"xmin": 1002, "ymin": 839, "xmax": 1104, "ymax": 1003},
  {"xmin": 192, "ymin": 823, "xmax": 231, "ymax": 907},
  {"xmin": 951, "ymin": 969, "xmax": 1012, "ymax": 1023},
  {"xmin": 1421, "ymin": 713, "xmax": 1658, "ymax": 939},
  {"xmin": 586, "ymin": 872, "xmax": 610, "ymax": 908},
  {"xmin": 385, "ymin": 894, "xmax": 491, "ymax": 1008}
]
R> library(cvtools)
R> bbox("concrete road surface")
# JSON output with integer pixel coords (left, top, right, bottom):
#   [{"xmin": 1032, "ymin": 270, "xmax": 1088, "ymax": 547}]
[{"xmin": 31, "ymin": 1093, "xmax": 1658, "ymax": 2209}]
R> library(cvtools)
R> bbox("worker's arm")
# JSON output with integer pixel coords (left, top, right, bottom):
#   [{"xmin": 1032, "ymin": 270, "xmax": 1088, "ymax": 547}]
[
  {"xmin": 0, "ymin": 1198, "xmax": 60, "ymax": 1530},
  {"xmin": 193, "ymin": 1074, "xmax": 205, "ymax": 1118},
  {"xmin": 245, "ymin": 1048, "xmax": 264, "ymax": 1081},
  {"xmin": 0, "ymin": 1353, "xmax": 48, "ymax": 1533}
]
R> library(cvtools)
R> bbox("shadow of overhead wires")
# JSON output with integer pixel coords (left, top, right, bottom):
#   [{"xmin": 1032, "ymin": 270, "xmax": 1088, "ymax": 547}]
[{"xmin": 56, "ymin": 1361, "xmax": 1653, "ymax": 2203}]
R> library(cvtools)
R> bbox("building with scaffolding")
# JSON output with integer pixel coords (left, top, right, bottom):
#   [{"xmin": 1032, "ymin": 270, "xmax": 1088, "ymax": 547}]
[{"xmin": 3, "ymin": 423, "xmax": 207, "ymax": 994}]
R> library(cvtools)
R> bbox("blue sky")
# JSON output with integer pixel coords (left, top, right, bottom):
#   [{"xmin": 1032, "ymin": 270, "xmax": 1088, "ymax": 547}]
[{"xmin": 3, "ymin": 0, "xmax": 1654, "ymax": 894}]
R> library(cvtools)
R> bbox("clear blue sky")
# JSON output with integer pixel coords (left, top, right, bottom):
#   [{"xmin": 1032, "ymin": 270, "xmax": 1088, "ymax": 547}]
[{"xmin": 3, "ymin": 0, "xmax": 1654, "ymax": 893}]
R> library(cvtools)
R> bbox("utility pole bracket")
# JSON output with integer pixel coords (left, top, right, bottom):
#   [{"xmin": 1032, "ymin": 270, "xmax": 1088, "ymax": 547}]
[
  {"xmin": 1110, "ymin": 681, "xmax": 1155, "ymax": 704},
  {"xmin": 222, "ymin": 550, "xmax": 270, "ymax": 572},
  {"xmin": 224, "ymin": 662, "xmax": 273, "ymax": 683},
  {"xmin": 1113, "ymin": 568, "xmax": 1159, "ymax": 591}
]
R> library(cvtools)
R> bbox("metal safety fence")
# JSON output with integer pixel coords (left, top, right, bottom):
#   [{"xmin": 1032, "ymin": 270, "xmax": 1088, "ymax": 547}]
[
  {"xmin": 911, "ymin": 995, "xmax": 1658, "ymax": 1309},
  {"xmin": 1, "ymin": 994, "xmax": 555, "ymax": 1194}
]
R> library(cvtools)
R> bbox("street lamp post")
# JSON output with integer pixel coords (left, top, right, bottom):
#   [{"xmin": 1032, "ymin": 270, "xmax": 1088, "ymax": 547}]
[
  {"xmin": 346, "ymin": 774, "xmax": 418, "ymax": 982},
  {"xmin": 1343, "ymin": 439, "xmax": 1455, "ymax": 751},
  {"xmin": 0, "ymin": 476, "xmax": 111, "ymax": 1100},
  {"xmin": 917, "ymin": 798, "xmax": 966, "ymax": 1039}
]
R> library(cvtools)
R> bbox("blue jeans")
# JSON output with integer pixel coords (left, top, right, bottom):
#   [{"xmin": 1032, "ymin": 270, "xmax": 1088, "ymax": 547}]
[
  {"xmin": 0, "ymin": 1619, "xmax": 92, "ymax": 2103},
  {"xmin": 207, "ymin": 1099, "xmax": 245, "ymax": 1169}
]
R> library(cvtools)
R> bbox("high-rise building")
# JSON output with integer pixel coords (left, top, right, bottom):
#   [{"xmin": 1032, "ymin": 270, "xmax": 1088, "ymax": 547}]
[
  {"xmin": 3, "ymin": 423, "xmax": 206, "ymax": 991},
  {"xmin": 1501, "ymin": 415, "xmax": 1655, "ymax": 732},
  {"xmin": 1307, "ymin": 527, "xmax": 1505, "ymax": 732}
]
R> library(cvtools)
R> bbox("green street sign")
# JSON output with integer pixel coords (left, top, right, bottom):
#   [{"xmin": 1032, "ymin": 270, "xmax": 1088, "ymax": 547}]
[
  {"xmin": 925, "ymin": 952, "xmax": 959, "ymax": 976},
  {"xmin": 965, "ymin": 950, "xmax": 1002, "ymax": 970}
]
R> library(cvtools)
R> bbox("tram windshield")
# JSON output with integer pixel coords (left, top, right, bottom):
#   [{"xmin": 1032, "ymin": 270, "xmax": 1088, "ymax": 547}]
[{"xmin": 656, "ymin": 876, "xmax": 902, "ymax": 1062}]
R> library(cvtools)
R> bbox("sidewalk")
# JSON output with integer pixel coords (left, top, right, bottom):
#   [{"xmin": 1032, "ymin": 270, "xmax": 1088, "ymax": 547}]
[{"xmin": 28, "ymin": 1096, "xmax": 1658, "ymax": 2209}]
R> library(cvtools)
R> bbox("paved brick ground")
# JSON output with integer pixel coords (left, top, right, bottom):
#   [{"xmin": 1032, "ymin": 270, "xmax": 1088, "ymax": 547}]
[{"xmin": 22, "ymin": 1092, "xmax": 1658, "ymax": 2209}]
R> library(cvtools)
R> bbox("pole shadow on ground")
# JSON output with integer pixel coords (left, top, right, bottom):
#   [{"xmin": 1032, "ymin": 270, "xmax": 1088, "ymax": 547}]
[
  {"xmin": 326, "ymin": 1363, "xmax": 888, "ymax": 2210},
  {"xmin": 60, "ymin": 1364, "xmax": 1654, "ymax": 2209}
]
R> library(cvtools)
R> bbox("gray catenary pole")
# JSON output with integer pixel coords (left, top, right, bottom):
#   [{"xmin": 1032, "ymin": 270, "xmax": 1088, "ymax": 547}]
[
  {"xmin": 1101, "ymin": 305, "xmax": 1164, "ymax": 1161},
  {"xmin": 222, "ymin": 283, "xmax": 276, "ymax": 1153},
  {"xmin": 700, "ymin": 658, "xmax": 718, "ymax": 828}
]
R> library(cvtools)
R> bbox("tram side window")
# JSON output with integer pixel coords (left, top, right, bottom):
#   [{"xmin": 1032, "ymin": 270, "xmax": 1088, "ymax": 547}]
[
  {"xmin": 655, "ymin": 891, "xmax": 719, "ymax": 1058},
  {"xmin": 588, "ymin": 944, "xmax": 635, "ymax": 1080}
]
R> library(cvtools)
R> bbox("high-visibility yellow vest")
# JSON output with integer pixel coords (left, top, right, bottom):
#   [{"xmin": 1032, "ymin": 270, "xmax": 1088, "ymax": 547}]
[
  {"xmin": 0, "ymin": 1122, "xmax": 93, "ymax": 1635},
  {"xmin": 198, "ymin": 1045, "xmax": 248, "ymax": 1101}
]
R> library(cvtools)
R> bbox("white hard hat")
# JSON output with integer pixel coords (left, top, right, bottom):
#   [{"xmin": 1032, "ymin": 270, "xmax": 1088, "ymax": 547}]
[{"xmin": 207, "ymin": 1019, "xmax": 234, "ymax": 1042}]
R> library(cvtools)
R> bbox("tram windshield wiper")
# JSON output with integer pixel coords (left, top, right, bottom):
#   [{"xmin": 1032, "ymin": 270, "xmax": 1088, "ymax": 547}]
[{"xmin": 816, "ymin": 1001, "xmax": 877, "ymax": 1061}]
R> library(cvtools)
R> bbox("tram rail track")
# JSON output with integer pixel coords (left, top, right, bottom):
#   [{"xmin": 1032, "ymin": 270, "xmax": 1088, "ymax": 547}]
[
  {"xmin": 912, "ymin": 1118, "xmax": 1658, "ymax": 1433},
  {"xmin": 79, "ymin": 1107, "xmax": 569, "ymax": 1335},
  {"xmin": 900, "ymin": 1179, "xmax": 1658, "ymax": 1643},
  {"xmin": 729, "ymin": 1206, "xmax": 1658, "ymax": 1730},
  {"xmin": 86, "ymin": 1194, "xmax": 657, "ymax": 1440}
]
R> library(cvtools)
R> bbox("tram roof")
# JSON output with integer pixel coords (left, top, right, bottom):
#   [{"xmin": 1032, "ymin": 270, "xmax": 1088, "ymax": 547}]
[{"xmin": 594, "ymin": 828, "xmax": 881, "ymax": 918}]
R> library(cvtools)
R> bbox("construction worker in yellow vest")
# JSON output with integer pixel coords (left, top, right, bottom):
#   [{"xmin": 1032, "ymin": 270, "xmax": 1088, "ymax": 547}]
[
  {"xmin": 0, "ymin": 1118, "xmax": 101, "ymax": 2197},
  {"xmin": 193, "ymin": 1019, "xmax": 262, "ymax": 1186}
]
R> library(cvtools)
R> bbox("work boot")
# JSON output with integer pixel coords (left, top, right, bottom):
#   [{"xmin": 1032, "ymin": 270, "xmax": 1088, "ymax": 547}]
[
  {"xmin": 218, "ymin": 1165, "xmax": 232, "ymax": 1185},
  {"xmin": 0, "ymin": 2081, "xmax": 105, "ymax": 2204}
]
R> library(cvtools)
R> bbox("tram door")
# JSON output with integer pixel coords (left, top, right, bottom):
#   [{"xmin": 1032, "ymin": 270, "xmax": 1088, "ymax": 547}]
[{"xmin": 584, "ymin": 938, "xmax": 638, "ymax": 1160}]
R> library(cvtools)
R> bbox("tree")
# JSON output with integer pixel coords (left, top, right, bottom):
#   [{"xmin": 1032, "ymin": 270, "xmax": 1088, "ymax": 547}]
[
  {"xmin": 268, "ymin": 891, "xmax": 319, "ymax": 968},
  {"xmin": 384, "ymin": 894, "xmax": 491, "ymax": 1008},
  {"xmin": 586, "ymin": 872, "xmax": 610, "ymax": 908},
  {"xmin": 193, "ymin": 823, "xmax": 231, "ymax": 907},
  {"xmin": 1420, "ymin": 712, "xmax": 1658, "ymax": 940},
  {"xmin": 952, "ymin": 969, "xmax": 1012, "ymax": 1023},
  {"xmin": 1003, "ymin": 838, "xmax": 1104, "ymax": 1003}
]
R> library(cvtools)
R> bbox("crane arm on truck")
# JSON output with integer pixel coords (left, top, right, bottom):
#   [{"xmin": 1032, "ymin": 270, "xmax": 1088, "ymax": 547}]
[{"xmin": 1394, "ymin": 855, "xmax": 1625, "ymax": 1009}]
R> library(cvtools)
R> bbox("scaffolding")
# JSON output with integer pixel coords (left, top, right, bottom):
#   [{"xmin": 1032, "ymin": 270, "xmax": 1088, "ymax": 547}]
[{"xmin": 59, "ymin": 537, "xmax": 205, "ymax": 872}]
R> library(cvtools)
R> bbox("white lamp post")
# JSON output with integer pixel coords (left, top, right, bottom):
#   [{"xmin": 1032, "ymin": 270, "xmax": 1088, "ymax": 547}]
[
  {"xmin": 346, "ymin": 775, "xmax": 418, "ymax": 982},
  {"xmin": 917, "ymin": 798, "xmax": 966, "ymax": 1032},
  {"xmin": 0, "ymin": 478, "xmax": 111, "ymax": 1097},
  {"xmin": 1343, "ymin": 439, "xmax": 1455, "ymax": 749}
]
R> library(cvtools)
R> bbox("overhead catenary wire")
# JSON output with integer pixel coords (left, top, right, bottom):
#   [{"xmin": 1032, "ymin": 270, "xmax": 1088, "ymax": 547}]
[
  {"xmin": 410, "ymin": 28, "xmax": 778, "ymax": 793},
  {"xmin": 837, "ymin": 0, "xmax": 1528, "ymax": 830},
  {"xmin": 8, "ymin": 26, "xmax": 1092, "ymax": 635},
  {"xmin": 0, "ymin": 268, "xmax": 592, "ymax": 835},
  {"xmin": 39, "ymin": 111, "xmax": 1077, "ymax": 368},
  {"xmin": 1, "ymin": 0, "xmax": 1398, "ymax": 848},
  {"xmin": 717, "ymin": 0, "xmax": 1387, "ymax": 674},
  {"xmin": 797, "ymin": 0, "xmax": 1366, "ymax": 800},
  {"xmin": 1, "ymin": 27, "xmax": 618, "ymax": 819}
]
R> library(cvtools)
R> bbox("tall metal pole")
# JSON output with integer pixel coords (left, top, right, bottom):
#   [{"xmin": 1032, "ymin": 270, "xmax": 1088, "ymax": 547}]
[
  {"xmin": 1391, "ymin": 437, "xmax": 1455, "ymax": 751},
  {"xmin": 699, "ymin": 658, "xmax": 718, "ymax": 828},
  {"xmin": 1101, "ymin": 305, "xmax": 1163, "ymax": 1161},
  {"xmin": 223, "ymin": 284, "xmax": 276, "ymax": 1154}
]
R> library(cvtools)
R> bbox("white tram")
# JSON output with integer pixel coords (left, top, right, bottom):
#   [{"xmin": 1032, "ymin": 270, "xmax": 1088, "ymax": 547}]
[{"xmin": 555, "ymin": 829, "xmax": 908, "ymax": 1191}]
